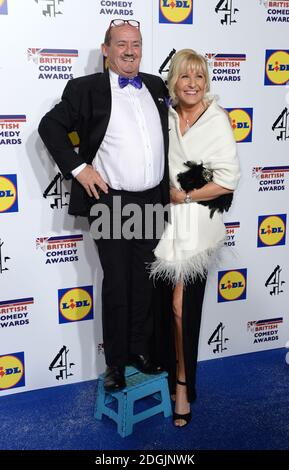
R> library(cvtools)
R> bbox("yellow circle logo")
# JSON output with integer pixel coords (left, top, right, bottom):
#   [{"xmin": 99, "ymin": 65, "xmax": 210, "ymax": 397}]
[
  {"xmin": 60, "ymin": 288, "xmax": 92, "ymax": 321},
  {"xmin": 218, "ymin": 270, "xmax": 246, "ymax": 301},
  {"xmin": 0, "ymin": 176, "xmax": 16, "ymax": 212},
  {"xmin": 160, "ymin": 0, "xmax": 192, "ymax": 23},
  {"xmin": 266, "ymin": 51, "xmax": 289, "ymax": 85},
  {"xmin": 259, "ymin": 215, "xmax": 285, "ymax": 246},
  {"xmin": 0, "ymin": 355, "xmax": 24, "ymax": 390},
  {"xmin": 229, "ymin": 109, "xmax": 252, "ymax": 142},
  {"xmin": 0, "ymin": 0, "xmax": 5, "ymax": 7}
]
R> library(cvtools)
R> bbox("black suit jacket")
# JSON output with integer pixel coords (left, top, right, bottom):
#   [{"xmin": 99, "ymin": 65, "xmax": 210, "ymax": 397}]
[{"xmin": 38, "ymin": 70, "xmax": 170, "ymax": 216}]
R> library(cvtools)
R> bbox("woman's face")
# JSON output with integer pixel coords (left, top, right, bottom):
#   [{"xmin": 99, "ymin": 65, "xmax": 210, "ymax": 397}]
[{"xmin": 174, "ymin": 66, "xmax": 206, "ymax": 108}]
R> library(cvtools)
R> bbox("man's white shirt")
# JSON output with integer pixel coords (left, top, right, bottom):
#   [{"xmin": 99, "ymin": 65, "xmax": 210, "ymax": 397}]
[{"xmin": 71, "ymin": 70, "xmax": 164, "ymax": 191}]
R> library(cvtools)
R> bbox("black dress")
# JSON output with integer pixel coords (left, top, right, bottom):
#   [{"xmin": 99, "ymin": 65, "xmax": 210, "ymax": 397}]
[{"xmin": 152, "ymin": 274, "xmax": 207, "ymax": 403}]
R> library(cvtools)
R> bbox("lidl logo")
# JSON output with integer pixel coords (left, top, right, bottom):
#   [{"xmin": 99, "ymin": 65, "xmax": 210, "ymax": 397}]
[
  {"xmin": 58, "ymin": 286, "xmax": 93, "ymax": 323},
  {"xmin": 0, "ymin": 352, "xmax": 25, "ymax": 390},
  {"xmin": 159, "ymin": 0, "xmax": 193, "ymax": 24},
  {"xmin": 226, "ymin": 108, "xmax": 253, "ymax": 142},
  {"xmin": 258, "ymin": 214, "xmax": 286, "ymax": 247},
  {"xmin": 0, "ymin": 0, "xmax": 8, "ymax": 15},
  {"xmin": 0, "ymin": 174, "xmax": 18, "ymax": 213},
  {"xmin": 265, "ymin": 50, "xmax": 289, "ymax": 86},
  {"xmin": 218, "ymin": 269, "xmax": 247, "ymax": 303}
]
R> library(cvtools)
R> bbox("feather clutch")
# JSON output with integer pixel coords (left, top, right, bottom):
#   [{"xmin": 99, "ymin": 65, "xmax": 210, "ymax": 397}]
[{"xmin": 177, "ymin": 161, "xmax": 233, "ymax": 218}]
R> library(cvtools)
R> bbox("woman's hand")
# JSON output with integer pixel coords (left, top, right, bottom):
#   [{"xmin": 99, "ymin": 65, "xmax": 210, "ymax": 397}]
[
  {"xmin": 171, "ymin": 182, "xmax": 233, "ymax": 205},
  {"xmin": 170, "ymin": 186, "xmax": 186, "ymax": 204}
]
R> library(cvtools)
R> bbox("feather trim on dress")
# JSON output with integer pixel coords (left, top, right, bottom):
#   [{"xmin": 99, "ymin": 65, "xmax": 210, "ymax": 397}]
[{"xmin": 149, "ymin": 239, "xmax": 224, "ymax": 285}]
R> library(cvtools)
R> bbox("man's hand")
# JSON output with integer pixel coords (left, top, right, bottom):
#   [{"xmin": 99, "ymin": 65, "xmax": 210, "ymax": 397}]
[{"xmin": 75, "ymin": 165, "xmax": 108, "ymax": 199}]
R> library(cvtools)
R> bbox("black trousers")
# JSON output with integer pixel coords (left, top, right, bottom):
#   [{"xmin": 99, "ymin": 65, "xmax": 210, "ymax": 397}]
[{"xmin": 88, "ymin": 185, "xmax": 163, "ymax": 367}]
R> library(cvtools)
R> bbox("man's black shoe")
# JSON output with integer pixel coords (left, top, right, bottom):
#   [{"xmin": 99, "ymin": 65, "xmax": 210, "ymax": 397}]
[
  {"xmin": 104, "ymin": 365, "xmax": 126, "ymax": 392},
  {"xmin": 129, "ymin": 354, "xmax": 163, "ymax": 374}
]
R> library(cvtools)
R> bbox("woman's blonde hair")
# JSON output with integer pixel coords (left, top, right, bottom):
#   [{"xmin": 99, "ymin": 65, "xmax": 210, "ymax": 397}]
[{"xmin": 167, "ymin": 49, "xmax": 210, "ymax": 105}]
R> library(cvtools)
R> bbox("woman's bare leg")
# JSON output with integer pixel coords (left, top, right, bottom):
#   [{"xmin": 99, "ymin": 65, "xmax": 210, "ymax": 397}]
[{"xmin": 172, "ymin": 281, "xmax": 190, "ymax": 426}]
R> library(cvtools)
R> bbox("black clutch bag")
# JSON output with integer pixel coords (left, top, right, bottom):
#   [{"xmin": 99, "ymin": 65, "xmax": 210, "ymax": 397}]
[{"xmin": 177, "ymin": 161, "xmax": 233, "ymax": 218}]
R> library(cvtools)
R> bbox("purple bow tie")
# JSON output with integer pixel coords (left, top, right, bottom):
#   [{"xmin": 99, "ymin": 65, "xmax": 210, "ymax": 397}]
[{"xmin": 118, "ymin": 75, "xmax": 142, "ymax": 89}]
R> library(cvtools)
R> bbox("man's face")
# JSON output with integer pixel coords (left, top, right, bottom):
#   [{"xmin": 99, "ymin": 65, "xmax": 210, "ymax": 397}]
[{"xmin": 102, "ymin": 25, "xmax": 142, "ymax": 78}]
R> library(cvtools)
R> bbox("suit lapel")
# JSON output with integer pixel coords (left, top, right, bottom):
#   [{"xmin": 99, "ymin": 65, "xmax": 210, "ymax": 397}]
[
  {"xmin": 89, "ymin": 70, "xmax": 112, "ymax": 155},
  {"xmin": 91, "ymin": 70, "xmax": 111, "ymax": 118}
]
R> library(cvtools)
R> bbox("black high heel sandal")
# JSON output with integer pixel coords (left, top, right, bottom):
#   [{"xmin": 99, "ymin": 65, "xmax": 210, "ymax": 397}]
[{"xmin": 173, "ymin": 379, "xmax": 191, "ymax": 427}]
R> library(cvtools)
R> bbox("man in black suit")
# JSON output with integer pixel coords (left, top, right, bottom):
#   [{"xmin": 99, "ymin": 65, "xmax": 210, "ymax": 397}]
[{"xmin": 38, "ymin": 19, "xmax": 169, "ymax": 391}]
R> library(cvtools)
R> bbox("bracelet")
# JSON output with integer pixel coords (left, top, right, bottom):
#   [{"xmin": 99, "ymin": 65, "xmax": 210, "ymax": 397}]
[{"xmin": 184, "ymin": 193, "xmax": 193, "ymax": 204}]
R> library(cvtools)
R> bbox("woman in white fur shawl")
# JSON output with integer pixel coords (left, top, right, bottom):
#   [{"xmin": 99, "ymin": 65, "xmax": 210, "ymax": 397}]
[{"xmin": 151, "ymin": 50, "xmax": 240, "ymax": 428}]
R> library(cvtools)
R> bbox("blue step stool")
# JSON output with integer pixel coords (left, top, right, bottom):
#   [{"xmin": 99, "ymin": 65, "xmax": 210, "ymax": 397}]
[{"xmin": 95, "ymin": 366, "xmax": 172, "ymax": 437}]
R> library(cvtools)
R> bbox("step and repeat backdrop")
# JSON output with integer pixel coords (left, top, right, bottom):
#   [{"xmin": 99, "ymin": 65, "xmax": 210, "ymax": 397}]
[{"xmin": 0, "ymin": 0, "xmax": 288, "ymax": 395}]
